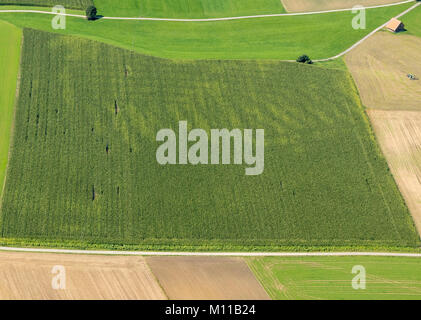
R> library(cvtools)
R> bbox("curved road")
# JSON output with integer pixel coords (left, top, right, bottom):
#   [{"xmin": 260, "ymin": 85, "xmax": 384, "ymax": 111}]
[{"xmin": 0, "ymin": 1, "xmax": 419, "ymax": 62}]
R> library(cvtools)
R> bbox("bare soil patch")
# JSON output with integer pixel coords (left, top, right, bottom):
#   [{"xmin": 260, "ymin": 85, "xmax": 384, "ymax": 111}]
[
  {"xmin": 281, "ymin": 0, "xmax": 403, "ymax": 12},
  {"xmin": 345, "ymin": 32, "xmax": 421, "ymax": 110},
  {"xmin": 0, "ymin": 252, "xmax": 166, "ymax": 299},
  {"xmin": 367, "ymin": 109, "xmax": 421, "ymax": 234},
  {"xmin": 146, "ymin": 256, "xmax": 270, "ymax": 300}
]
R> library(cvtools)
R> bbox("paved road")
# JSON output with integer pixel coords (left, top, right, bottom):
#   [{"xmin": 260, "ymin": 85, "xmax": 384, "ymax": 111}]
[
  {"xmin": 0, "ymin": 0, "xmax": 414, "ymax": 21},
  {"xmin": 0, "ymin": 246, "xmax": 420, "ymax": 257}
]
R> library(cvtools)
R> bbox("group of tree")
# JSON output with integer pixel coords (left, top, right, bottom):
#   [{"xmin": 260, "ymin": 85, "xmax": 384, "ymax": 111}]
[
  {"xmin": 86, "ymin": 5, "xmax": 97, "ymax": 20},
  {"xmin": 296, "ymin": 55, "xmax": 313, "ymax": 64}
]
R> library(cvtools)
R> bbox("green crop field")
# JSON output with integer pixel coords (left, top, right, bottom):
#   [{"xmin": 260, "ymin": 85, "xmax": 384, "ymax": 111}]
[
  {"xmin": 248, "ymin": 256, "xmax": 421, "ymax": 299},
  {"xmin": 0, "ymin": 3, "xmax": 413, "ymax": 60},
  {"xmin": 0, "ymin": 28, "xmax": 419, "ymax": 250},
  {"xmin": 0, "ymin": 20, "xmax": 21, "ymax": 207},
  {"xmin": 94, "ymin": 0, "xmax": 286, "ymax": 18},
  {"xmin": 403, "ymin": 3, "xmax": 421, "ymax": 37},
  {"xmin": 0, "ymin": 0, "xmax": 92, "ymax": 9}
]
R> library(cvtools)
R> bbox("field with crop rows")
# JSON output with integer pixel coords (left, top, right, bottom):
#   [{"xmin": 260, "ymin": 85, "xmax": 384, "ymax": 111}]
[
  {"xmin": 0, "ymin": 29, "xmax": 419, "ymax": 250},
  {"xmin": 0, "ymin": 0, "xmax": 92, "ymax": 9}
]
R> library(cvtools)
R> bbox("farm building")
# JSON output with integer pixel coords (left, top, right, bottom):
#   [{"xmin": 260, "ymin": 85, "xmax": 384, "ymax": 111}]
[{"xmin": 385, "ymin": 18, "xmax": 405, "ymax": 33}]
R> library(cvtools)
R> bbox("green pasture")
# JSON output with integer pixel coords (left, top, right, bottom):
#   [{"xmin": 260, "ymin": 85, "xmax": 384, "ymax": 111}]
[
  {"xmin": 0, "ymin": 20, "xmax": 21, "ymax": 206},
  {"xmin": 403, "ymin": 3, "xmax": 421, "ymax": 37},
  {"xmin": 94, "ymin": 0, "xmax": 286, "ymax": 18},
  {"xmin": 0, "ymin": 0, "xmax": 92, "ymax": 9},
  {"xmin": 0, "ymin": 3, "xmax": 413, "ymax": 60},
  {"xmin": 248, "ymin": 256, "xmax": 421, "ymax": 300}
]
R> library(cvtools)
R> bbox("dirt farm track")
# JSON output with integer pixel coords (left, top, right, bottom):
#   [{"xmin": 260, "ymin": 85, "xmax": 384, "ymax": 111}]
[{"xmin": 0, "ymin": 251, "xmax": 271, "ymax": 300}]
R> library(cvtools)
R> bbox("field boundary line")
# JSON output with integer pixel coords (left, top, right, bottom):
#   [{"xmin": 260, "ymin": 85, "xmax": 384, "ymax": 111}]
[
  {"xmin": 0, "ymin": 247, "xmax": 421, "ymax": 257},
  {"xmin": 0, "ymin": 0, "xmax": 414, "ymax": 21}
]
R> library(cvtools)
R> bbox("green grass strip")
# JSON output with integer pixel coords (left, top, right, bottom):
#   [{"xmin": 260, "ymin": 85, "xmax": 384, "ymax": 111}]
[
  {"xmin": 0, "ymin": 20, "xmax": 21, "ymax": 206},
  {"xmin": 248, "ymin": 256, "xmax": 421, "ymax": 299}
]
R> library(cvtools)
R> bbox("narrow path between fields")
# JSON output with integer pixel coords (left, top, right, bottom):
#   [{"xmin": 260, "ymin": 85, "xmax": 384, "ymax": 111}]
[
  {"xmin": 0, "ymin": 247, "xmax": 420, "ymax": 257},
  {"xmin": 315, "ymin": 1, "xmax": 421, "ymax": 61},
  {"xmin": 0, "ymin": 1, "xmax": 419, "ymax": 62},
  {"xmin": 0, "ymin": 0, "xmax": 414, "ymax": 21}
]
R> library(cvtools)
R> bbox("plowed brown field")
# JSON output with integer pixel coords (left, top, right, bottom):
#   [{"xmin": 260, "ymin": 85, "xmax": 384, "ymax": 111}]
[
  {"xmin": 146, "ymin": 256, "xmax": 270, "ymax": 300},
  {"xmin": 345, "ymin": 32, "xmax": 421, "ymax": 110},
  {"xmin": 367, "ymin": 110, "xmax": 421, "ymax": 234},
  {"xmin": 0, "ymin": 252, "xmax": 166, "ymax": 299}
]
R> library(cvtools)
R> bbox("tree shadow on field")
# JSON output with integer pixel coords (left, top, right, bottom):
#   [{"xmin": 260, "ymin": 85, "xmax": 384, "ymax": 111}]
[{"xmin": 89, "ymin": 15, "xmax": 104, "ymax": 21}]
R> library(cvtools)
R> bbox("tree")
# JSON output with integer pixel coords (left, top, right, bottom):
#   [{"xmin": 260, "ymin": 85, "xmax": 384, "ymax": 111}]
[
  {"xmin": 86, "ymin": 5, "xmax": 97, "ymax": 21},
  {"xmin": 296, "ymin": 54, "xmax": 313, "ymax": 64}
]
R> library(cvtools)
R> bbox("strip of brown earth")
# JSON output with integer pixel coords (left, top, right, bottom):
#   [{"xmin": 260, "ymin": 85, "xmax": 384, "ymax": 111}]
[
  {"xmin": 345, "ymin": 32, "xmax": 421, "ymax": 111},
  {"xmin": 146, "ymin": 256, "xmax": 271, "ymax": 300},
  {"xmin": 0, "ymin": 251, "xmax": 166, "ymax": 299},
  {"xmin": 367, "ymin": 110, "xmax": 421, "ymax": 235}
]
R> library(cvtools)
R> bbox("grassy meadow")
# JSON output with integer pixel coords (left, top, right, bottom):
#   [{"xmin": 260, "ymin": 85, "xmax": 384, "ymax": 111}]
[
  {"xmin": 0, "ymin": 0, "xmax": 92, "ymax": 9},
  {"xmin": 248, "ymin": 256, "xmax": 421, "ymax": 299},
  {"xmin": 403, "ymin": 4, "xmax": 421, "ymax": 37},
  {"xmin": 94, "ymin": 0, "xmax": 286, "ymax": 18},
  {"xmin": 0, "ymin": 21, "xmax": 21, "ymax": 205},
  {"xmin": 0, "ymin": 3, "xmax": 412, "ymax": 60},
  {"xmin": 0, "ymin": 29, "xmax": 419, "ymax": 250}
]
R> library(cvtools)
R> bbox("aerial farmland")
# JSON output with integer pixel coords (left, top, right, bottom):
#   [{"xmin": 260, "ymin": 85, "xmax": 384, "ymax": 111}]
[{"xmin": 0, "ymin": 0, "xmax": 420, "ymax": 302}]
